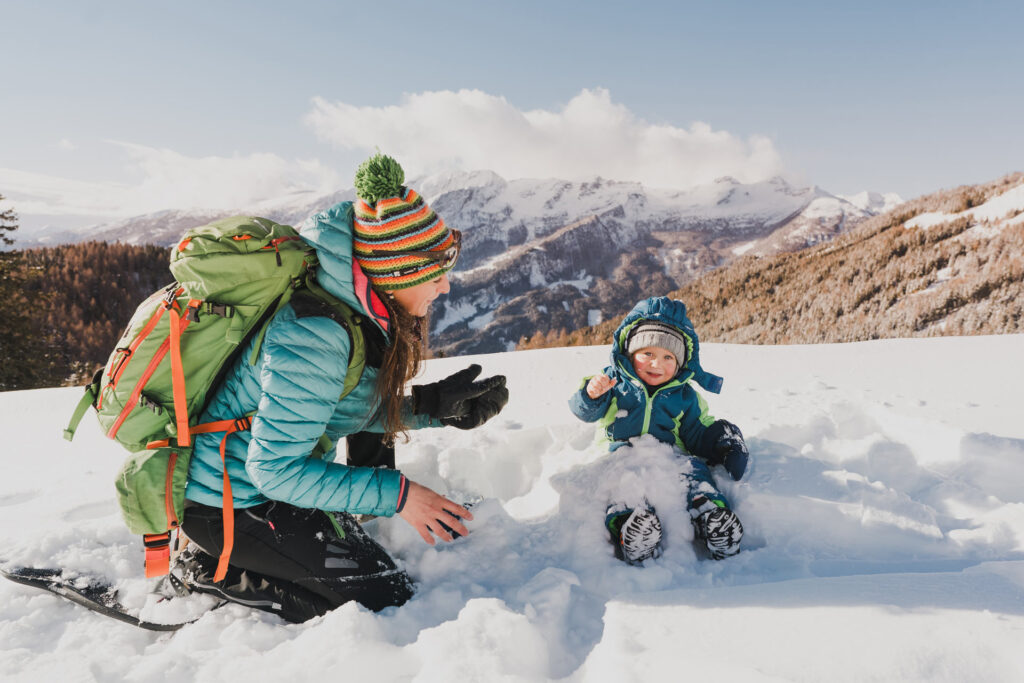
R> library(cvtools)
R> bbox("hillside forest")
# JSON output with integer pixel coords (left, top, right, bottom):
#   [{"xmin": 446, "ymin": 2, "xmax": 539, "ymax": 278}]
[
  {"xmin": 1, "ymin": 172, "xmax": 1022, "ymax": 391},
  {"xmin": 0, "ymin": 236, "xmax": 169, "ymax": 390},
  {"xmin": 519, "ymin": 173, "xmax": 1024, "ymax": 351}
]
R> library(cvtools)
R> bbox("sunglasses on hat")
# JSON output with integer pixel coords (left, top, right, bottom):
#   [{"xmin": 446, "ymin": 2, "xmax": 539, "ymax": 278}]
[{"xmin": 373, "ymin": 229, "xmax": 461, "ymax": 271}]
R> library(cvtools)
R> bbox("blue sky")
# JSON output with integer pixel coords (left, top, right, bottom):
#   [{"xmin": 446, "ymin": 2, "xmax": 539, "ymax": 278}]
[{"xmin": 2, "ymin": 0, "xmax": 1022, "ymax": 229}]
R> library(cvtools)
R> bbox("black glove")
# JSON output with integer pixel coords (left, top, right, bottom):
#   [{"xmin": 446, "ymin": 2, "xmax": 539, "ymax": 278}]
[
  {"xmin": 704, "ymin": 419, "xmax": 749, "ymax": 481},
  {"xmin": 412, "ymin": 364, "xmax": 508, "ymax": 428},
  {"xmin": 441, "ymin": 378, "xmax": 508, "ymax": 430}
]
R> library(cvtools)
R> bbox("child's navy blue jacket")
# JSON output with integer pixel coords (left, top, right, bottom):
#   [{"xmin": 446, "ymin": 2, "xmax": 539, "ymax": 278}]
[{"xmin": 569, "ymin": 297, "xmax": 725, "ymax": 457}]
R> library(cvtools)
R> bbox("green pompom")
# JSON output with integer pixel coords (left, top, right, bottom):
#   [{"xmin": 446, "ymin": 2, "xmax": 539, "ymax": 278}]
[{"xmin": 354, "ymin": 153, "xmax": 405, "ymax": 204}]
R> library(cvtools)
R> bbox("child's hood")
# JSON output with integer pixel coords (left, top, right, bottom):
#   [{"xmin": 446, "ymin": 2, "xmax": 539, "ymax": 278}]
[{"xmin": 611, "ymin": 296, "xmax": 724, "ymax": 394}]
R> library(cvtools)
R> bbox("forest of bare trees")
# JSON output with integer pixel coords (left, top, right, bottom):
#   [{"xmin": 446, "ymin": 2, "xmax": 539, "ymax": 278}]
[
  {"xmin": 519, "ymin": 173, "xmax": 1024, "ymax": 351},
  {"xmin": 0, "ymin": 241, "xmax": 170, "ymax": 389}
]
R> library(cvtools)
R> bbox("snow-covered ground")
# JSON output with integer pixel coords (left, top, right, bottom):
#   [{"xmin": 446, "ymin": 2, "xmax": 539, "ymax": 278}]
[{"xmin": 2, "ymin": 336, "xmax": 1024, "ymax": 682}]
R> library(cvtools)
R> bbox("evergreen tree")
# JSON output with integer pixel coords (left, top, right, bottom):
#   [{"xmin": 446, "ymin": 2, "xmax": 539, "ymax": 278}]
[
  {"xmin": 1, "ymin": 193, "xmax": 17, "ymax": 246},
  {"xmin": 0, "ymin": 198, "xmax": 58, "ymax": 389}
]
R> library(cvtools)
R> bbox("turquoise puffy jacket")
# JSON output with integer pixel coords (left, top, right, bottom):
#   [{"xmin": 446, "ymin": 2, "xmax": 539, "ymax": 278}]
[
  {"xmin": 184, "ymin": 202, "xmax": 435, "ymax": 516},
  {"xmin": 569, "ymin": 297, "xmax": 724, "ymax": 454}
]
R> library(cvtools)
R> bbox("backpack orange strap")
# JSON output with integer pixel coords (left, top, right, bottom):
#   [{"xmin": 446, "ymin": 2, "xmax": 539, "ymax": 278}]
[
  {"xmin": 108, "ymin": 297, "xmax": 194, "ymax": 442},
  {"xmin": 143, "ymin": 450, "xmax": 183, "ymax": 578},
  {"xmin": 102, "ymin": 288, "xmax": 175, "ymax": 410},
  {"xmin": 167, "ymin": 300, "xmax": 201, "ymax": 447},
  {"xmin": 107, "ymin": 295, "xmax": 177, "ymax": 439},
  {"xmin": 144, "ymin": 417, "xmax": 252, "ymax": 582},
  {"xmin": 215, "ymin": 427, "xmax": 235, "ymax": 582},
  {"xmin": 212, "ymin": 417, "xmax": 251, "ymax": 581},
  {"xmin": 143, "ymin": 531, "xmax": 172, "ymax": 578}
]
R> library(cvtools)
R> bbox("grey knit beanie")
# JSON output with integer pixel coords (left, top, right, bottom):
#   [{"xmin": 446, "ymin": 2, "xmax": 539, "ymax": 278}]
[{"xmin": 626, "ymin": 322, "xmax": 688, "ymax": 365}]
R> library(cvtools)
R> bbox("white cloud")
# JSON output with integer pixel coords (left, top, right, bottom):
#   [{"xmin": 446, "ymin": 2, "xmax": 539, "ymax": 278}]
[
  {"xmin": 0, "ymin": 167, "xmax": 129, "ymax": 217},
  {"xmin": 304, "ymin": 88, "xmax": 784, "ymax": 189},
  {"xmin": 108, "ymin": 142, "xmax": 343, "ymax": 212},
  {"xmin": 57, "ymin": 139, "xmax": 77, "ymax": 151},
  {"xmin": 3, "ymin": 88, "xmax": 785, "ymax": 225},
  {"xmin": 0, "ymin": 143, "xmax": 343, "ymax": 219}
]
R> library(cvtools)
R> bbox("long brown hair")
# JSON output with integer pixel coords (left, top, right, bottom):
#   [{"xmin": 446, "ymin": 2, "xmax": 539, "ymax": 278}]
[{"xmin": 372, "ymin": 289, "xmax": 428, "ymax": 443}]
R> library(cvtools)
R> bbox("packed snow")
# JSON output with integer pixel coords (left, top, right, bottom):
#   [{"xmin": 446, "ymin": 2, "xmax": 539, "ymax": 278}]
[{"xmin": 2, "ymin": 335, "xmax": 1024, "ymax": 682}]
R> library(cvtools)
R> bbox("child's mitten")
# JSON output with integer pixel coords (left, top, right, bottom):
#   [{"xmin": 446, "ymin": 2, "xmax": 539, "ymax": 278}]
[{"xmin": 706, "ymin": 420, "xmax": 749, "ymax": 480}]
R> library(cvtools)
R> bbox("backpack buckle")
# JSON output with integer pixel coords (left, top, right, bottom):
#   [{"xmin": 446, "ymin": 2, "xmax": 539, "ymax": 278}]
[
  {"xmin": 139, "ymin": 394, "xmax": 163, "ymax": 414},
  {"xmin": 185, "ymin": 299, "xmax": 203, "ymax": 322},
  {"xmin": 204, "ymin": 302, "xmax": 235, "ymax": 318},
  {"xmin": 162, "ymin": 285, "xmax": 181, "ymax": 308}
]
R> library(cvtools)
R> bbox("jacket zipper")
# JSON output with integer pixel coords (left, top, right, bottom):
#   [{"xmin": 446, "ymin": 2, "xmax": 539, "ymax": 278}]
[{"xmin": 638, "ymin": 371, "xmax": 693, "ymax": 435}]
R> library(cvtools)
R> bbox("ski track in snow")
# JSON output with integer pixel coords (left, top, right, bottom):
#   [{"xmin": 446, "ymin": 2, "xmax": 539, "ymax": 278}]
[{"xmin": 2, "ymin": 336, "xmax": 1024, "ymax": 682}]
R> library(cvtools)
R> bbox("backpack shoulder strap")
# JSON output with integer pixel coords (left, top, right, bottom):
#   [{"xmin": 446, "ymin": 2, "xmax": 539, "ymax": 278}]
[
  {"xmin": 290, "ymin": 276, "xmax": 366, "ymax": 402},
  {"xmin": 63, "ymin": 368, "xmax": 102, "ymax": 441},
  {"xmin": 290, "ymin": 277, "xmax": 369, "ymax": 462}
]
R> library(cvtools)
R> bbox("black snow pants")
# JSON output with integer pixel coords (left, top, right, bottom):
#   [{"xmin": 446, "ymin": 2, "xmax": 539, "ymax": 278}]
[{"xmin": 180, "ymin": 432, "xmax": 412, "ymax": 623}]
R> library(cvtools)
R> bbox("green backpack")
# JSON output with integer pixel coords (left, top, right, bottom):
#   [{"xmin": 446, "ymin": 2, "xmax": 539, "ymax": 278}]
[{"xmin": 64, "ymin": 215, "xmax": 365, "ymax": 579}]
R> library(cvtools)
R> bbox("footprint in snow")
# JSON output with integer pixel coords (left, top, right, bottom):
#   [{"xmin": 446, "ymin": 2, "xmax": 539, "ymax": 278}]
[
  {"xmin": 0, "ymin": 491, "xmax": 40, "ymax": 507},
  {"xmin": 62, "ymin": 501, "xmax": 116, "ymax": 522}
]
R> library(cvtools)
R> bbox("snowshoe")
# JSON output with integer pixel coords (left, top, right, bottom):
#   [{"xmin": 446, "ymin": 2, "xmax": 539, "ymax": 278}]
[{"xmin": 1, "ymin": 561, "xmax": 214, "ymax": 631}]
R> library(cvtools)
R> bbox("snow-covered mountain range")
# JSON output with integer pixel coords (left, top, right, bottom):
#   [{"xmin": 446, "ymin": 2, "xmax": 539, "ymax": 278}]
[
  {"xmin": 17, "ymin": 172, "xmax": 903, "ymax": 355},
  {"xmin": 419, "ymin": 173, "xmax": 901, "ymax": 353}
]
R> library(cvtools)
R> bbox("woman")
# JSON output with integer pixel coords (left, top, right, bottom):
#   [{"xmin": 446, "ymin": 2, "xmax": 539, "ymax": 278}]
[{"xmin": 175, "ymin": 154, "xmax": 508, "ymax": 622}]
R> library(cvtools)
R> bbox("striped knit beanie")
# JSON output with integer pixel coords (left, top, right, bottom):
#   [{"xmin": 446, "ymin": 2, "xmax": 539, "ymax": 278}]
[{"xmin": 352, "ymin": 153, "xmax": 456, "ymax": 290}]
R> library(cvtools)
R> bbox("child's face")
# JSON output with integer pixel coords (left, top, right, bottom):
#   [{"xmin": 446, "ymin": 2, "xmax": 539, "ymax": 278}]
[{"xmin": 630, "ymin": 346, "xmax": 678, "ymax": 386}]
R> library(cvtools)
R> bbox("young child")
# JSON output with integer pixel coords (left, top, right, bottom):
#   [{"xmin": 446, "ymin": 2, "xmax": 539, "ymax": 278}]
[{"xmin": 569, "ymin": 296, "xmax": 749, "ymax": 563}]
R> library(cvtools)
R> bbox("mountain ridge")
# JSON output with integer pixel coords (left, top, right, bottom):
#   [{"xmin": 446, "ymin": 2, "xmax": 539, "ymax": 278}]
[
  {"xmin": 12, "ymin": 171, "xmax": 901, "ymax": 355},
  {"xmin": 518, "ymin": 171, "xmax": 1024, "ymax": 352}
]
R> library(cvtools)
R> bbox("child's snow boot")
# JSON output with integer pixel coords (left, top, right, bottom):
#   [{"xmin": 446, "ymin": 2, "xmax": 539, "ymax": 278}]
[
  {"xmin": 605, "ymin": 503, "xmax": 663, "ymax": 564},
  {"xmin": 691, "ymin": 497, "xmax": 743, "ymax": 560}
]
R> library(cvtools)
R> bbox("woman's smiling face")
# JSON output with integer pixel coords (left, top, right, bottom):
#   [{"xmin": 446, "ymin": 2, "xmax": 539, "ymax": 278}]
[{"xmin": 390, "ymin": 273, "xmax": 451, "ymax": 318}]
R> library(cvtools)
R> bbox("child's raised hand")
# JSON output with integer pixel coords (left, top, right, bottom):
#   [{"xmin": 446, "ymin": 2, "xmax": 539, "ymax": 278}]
[{"xmin": 586, "ymin": 374, "xmax": 616, "ymax": 399}]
